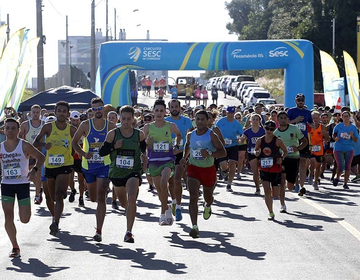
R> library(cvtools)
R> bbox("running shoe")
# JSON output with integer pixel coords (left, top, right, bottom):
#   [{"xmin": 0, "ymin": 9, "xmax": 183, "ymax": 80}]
[
  {"xmin": 351, "ymin": 175, "xmax": 360, "ymax": 183},
  {"xmin": 226, "ymin": 184, "xmax": 232, "ymax": 192},
  {"xmin": 49, "ymin": 222, "xmax": 59, "ymax": 236},
  {"xmin": 172, "ymin": 203, "xmax": 176, "ymax": 216},
  {"xmin": 343, "ymin": 184, "xmax": 350, "ymax": 190},
  {"xmin": 203, "ymin": 205, "xmax": 212, "ymax": 220},
  {"xmin": 85, "ymin": 190, "xmax": 89, "ymax": 198},
  {"xmin": 63, "ymin": 191, "xmax": 67, "ymax": 199},
  {"xmin": 236, "ymin": 173, "xmax": 242, "ymax": 180},
  {"xmin": 9, "ymin": 247, "xmax": 20, "ymax": 258},
  {"xmin": 34, "ymin": 195, "xmax": 42, "ymax": 205},
  {"xmin": 268, "ymin": 212, "xmax": 275, "ymax": 221},
  {"xmin": 280, "ymin": 204, "xmax": 287, "ymax": 213},
  {"xmin": 112, "ymin": 201, "xmax": 119, "ymax": 210},
  {"xmin": 333, "ymin": 178, "xmax": 339, "ymax": 186},
  {"xmin": 175, "ymin": 208, "xmax": 183, "ymax": 221},
  {"xmin": 159, "ymin": 215, "xmax": 171, "ymax": 226},
  {"xmin": 254, "ymin": 188, "xmax": 261, "ymax": 195},
  {"xmin": 313, "ymin": 182, "xmax": 319, "ymax": 191},
  {"xmin": 69, "ymin": 189, "xmax": 76, "ymax": 203},
  {"xmin": 93, "ymin": 232, "xmax": 102, "ymax": 242},
  {"xmin": 78, "ymin": 197, "xmax": 85, "ymax": 207},
  {"xmin": 189, "ymin": 225, "xmax": 199, "ymax": 238},
  {"xmin": 298, "ymin": 187, "xmax": 307, "ymax": 196},
  {"xmin": 165, "ymin": 206, "xmax": 174, "ymax": 225},
  {"xmin": 320, "ymin": 173, "xmax": 325, "ymax": 179},
  {"xmin": 124, "ymin": 232, "xmax": 134, "ymax": 243},
  {"xmin": 294, "ymin": 185, "xmax": 300, "ymax": 193},
  {"xmin": 148, "ymin": 185, "xmax": 154, "ymax": 192}
]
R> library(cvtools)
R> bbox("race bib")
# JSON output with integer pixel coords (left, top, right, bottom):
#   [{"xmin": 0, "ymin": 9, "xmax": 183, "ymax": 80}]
[
  {"xmin": 261, "ymin": 157, "xmax": 273, "ymax": 168},
  {"xmin": 192, "ymin": 148, "xmax": 204, "ymax": 160},
  {"xmin": 286, "ymin": 146, "xmax": 294, "ymax": 154},
  {"xmin": 153, "ymin": 141, "xmax": 170, "ymax": 152},
  {"xmin": 329, "ymin": 142, "xmax": 335, "ymax": 148},
  {"xmin": 312, "ymin": 145, "xmax": 321, "ymax": 152},
  {"xmin": 296, "ymin": 123, "xmax": 306, "ymax": 131},
  {"xmin": 4, "ymin": 165, "xmax": 21, "ymax": 179},
  {"xmin": 48, "ymin": 154, "xmax": 64, "ymax": 166},
  {"xmin": 224, "ymin": 138, "xmax": 232, "ymax": 145},
  {"xmin": 116, "ymin": 156, "xmax": 134, "ymax": 169},
  {"xmin": 340, "ymin": 132, "xmax": 351, "ymax": 140},
  {"xmin": 88, "ymin": 152, "xmax": 104, "ymax": 163}
]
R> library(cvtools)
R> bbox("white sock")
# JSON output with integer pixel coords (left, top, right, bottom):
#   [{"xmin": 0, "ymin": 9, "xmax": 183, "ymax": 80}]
[
  {"xmin": 172, "ymin": 199, "xmax": 177, "ymax": 205},
  {"xmin": 176, "ymin": 204, "xmax": 181, "ymax": 210}
]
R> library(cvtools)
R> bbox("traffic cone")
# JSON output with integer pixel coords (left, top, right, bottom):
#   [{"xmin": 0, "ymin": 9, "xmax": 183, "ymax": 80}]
[{"xmin": 334, "ymin": 97, "xmax": 341, "ymax": 113}]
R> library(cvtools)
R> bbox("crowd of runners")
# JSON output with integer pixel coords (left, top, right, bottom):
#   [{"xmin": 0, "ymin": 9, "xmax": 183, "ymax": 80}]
[{"xmin": 1, "ymin": 93, "xmax": 360, "ymax": 258}]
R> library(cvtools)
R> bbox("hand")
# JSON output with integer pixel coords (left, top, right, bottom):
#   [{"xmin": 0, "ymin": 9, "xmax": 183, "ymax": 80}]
[
  {"xmin": 350, "ymin": 130, "xmax": 354, "ymax": 137},
  {"xmin": 179, "ymin": 158, "xmax": 186, "ymax": 167},
  {"xmin": 45, "ymin": 143, "xmax": 52, "ymax": 150},
  {"xmin": 114, "ymin": 139, "xmax": 123, "ymax": 149},
  {"xmin": 84, "ymin": 152, "xmax": 93, "ymax": 159},
  {"xmin": 296, "ymin": 116, "xmax": 304, "ymax": 122},
  {"xmin": 254, "ymin": 149, "xmax": 260, "ymax": 157}
]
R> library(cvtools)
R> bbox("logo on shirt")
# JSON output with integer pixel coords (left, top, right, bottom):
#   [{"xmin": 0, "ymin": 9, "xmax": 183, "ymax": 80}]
[
  {"xmin": 61, "ymin": 138, "xmax": 69, "ymax": 149},
  {"xmin": 263, "ymin": 147, "xmax": 272, "ymax": 156}
]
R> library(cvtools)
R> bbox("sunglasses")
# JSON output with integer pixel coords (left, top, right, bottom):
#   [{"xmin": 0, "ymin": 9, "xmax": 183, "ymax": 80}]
[
  {"xmin": 264, "ymin": 127, "xmax": 275, "ymax": 131},
  {"xmin": 92, "ymin": 106, "xmax": 103, "ymax": 111},
  {"xmin": 144, "ymin": 118, "xmax": 152, "ymax": 121},
  {"xmin": 296, "ymin": 99, "xmax": 305, "ymax": 102},
  {"xmin": 235, "ymin": 117, "xmax": 241, "ymax": 120}
]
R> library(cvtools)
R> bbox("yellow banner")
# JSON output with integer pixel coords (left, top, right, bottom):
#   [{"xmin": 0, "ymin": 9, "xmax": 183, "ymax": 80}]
[
  {"xmin": 357, "ymin": 16, "xmax": 360, "ymax": 73},
  {"xmin": 343, "ymin": 51, "xmax": 360, "ymax": 111}
]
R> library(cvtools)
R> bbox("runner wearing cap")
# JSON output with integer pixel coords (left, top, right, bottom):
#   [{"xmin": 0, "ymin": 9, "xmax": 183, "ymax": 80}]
[
  {"xmin": 254, "ymin": 120, "xmax": 287, "ymax": 220},
  {"xmin": 287, "ymin": 93, "xmax": 313, "ymax": 196},
  {"xmin": 215, "ymin": 106, "xmax": 243, "ymax": 191}
]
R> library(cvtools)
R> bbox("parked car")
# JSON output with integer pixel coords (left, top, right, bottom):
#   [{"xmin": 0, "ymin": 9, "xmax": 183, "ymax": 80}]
[
  {"xmin": 226, "ymin": 76, "xmax": 237, "ymax": 95},
  {"xmin": 245, "ymin": 90, "xmax": 271, "ymax": 107},
  {"xmin": 236, "ymin": 81, "xmax": 259, "ymax": 99},
  {"xmin": 256, "ymin": 98, "xmax": 277, "ymax": 107},
  {"xmin": 241, "ymin": 85, "xmax": 263, "ymax": 103}
]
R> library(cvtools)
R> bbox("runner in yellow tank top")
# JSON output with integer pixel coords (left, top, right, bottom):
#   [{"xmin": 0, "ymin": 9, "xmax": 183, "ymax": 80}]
[{"xmin": 34, "ymin": 101, "xmax": 77, "ymax": 236}]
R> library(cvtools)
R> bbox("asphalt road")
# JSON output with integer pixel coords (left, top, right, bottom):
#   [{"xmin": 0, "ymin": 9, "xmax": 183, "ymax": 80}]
[{"xmin": 1, "ymin": 93, "xmax": 360, "ymax": 279}]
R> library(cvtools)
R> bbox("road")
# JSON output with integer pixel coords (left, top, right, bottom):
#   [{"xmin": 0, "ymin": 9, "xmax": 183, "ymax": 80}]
[{"xmin": 1, "ymin": 93, "xmax": 360, "ymax": 279}]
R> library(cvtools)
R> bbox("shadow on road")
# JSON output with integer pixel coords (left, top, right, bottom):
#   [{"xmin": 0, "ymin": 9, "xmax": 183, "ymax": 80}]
[
  {"xmin": 49, "ymin": 231, "xmax": 187, "ymax": 274},
  {"xmin": 167, "ymin": 227, "xmax": 266, "ymax": 261},
  {"xmin": 7, "ymin": 258, "xmax": 69, "ymax": 278}
]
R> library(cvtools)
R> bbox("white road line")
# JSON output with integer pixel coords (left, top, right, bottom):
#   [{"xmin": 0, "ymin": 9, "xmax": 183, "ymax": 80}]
[{"xmin": 290, "ymin": 193, "xmax": 360, "ymax": 242}]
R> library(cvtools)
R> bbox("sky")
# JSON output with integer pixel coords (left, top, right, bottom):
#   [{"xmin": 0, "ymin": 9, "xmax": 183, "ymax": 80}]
[{"xmin": 0, "ymin": 0, "xmax": 238, "ymax": 78}]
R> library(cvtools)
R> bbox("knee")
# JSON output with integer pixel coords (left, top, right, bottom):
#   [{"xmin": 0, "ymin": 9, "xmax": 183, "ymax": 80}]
[{"xmin": 20, "ymin": 215, "xmax": 31, "ymax": 224}]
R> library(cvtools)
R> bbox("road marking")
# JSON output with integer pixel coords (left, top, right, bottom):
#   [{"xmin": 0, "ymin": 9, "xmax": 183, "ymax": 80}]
[{"xmin": 291, "ymin": 193, "xmax": 360, "ymax": 242}]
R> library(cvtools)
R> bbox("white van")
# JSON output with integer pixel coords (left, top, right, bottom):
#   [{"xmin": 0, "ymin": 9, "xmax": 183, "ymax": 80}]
[
  {"xmin": 236, "ymin": 81, "xmax": 259, "ymax": 99},
  {"xmin": 245, "ymin": 90, "xmax": 271, "ymax": 107}
]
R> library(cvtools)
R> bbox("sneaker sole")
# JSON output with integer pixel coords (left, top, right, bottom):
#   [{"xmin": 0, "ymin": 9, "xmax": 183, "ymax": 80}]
[{"xmin": 49, "ymin": 224, "xmax": 59, "ymax": 236}]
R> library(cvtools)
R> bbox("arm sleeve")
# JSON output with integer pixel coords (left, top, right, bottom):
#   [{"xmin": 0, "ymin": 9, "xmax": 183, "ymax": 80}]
[{"xmin": 99, "ymin": 141, "xmax": 114, "ymax": 157}]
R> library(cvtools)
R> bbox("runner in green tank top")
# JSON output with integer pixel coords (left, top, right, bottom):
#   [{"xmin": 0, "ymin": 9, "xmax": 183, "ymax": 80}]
[{"xmin": 100, "ymin": 105, "xmax": 146, "ymax": 243}]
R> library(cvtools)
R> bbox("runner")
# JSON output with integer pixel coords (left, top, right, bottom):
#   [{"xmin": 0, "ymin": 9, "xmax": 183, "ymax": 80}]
[
  {"xmin": 142, "ymin": 99, "xmax": 182, "ymax": 225},
  {"xmin": 72, "ymin": 98, "xmax": 116, "ymax": 242},
  {"xmin": 19, "ymin": 104, "xmax": 44, "ymax": 204},
  {"xmin": 241, "ymin": 113, "xmax": 265, "ymax": 194},
  {"xmin": 308, "ymin": 111, "xmax": 330, "ymax": 190},
  {"xmin": 1, "ymin": 118, "xmax": 45, "ymax": 257},
  {"xmin": 254, "ymin": 120, "xmax": 287, "ymax": 220},
  {"xmin": 154, "ymin": 78, "xmax": 159, "ymax": 93},
  {"xmin": 159, "ymin": 76, "xmax": 167, "ymax": 94},
  {"xmin": 216, "ymin": 106, "xmax": 243, "ymax": 191},
  {"xmin": 145, "ymin": 76, "xmax": 152, "ymax": 97},
  {"xmin": 99, "ymin": 105, "xmax": 146, "ymax": 243},
  {"xmin": 202, "ymin": 86, "xmax": 208, "ymax": 108},
  {"xmin": 180, "ymin": 110, "xmax": 226, "ymax": 238},
  {"xmin": 287, "ymin": 93, "xmax": 313, "ymax": 196},
  {"xmin": 211, "ymin": 85, "xmax": 218, "ymax": 105},
  {"xmin": 194, "ymin": 86, "xmax": 201, "ymax": 105},
  {"xmin": 274, "ymin": 111, "xmax": 307, "ymax": 212},
  {"xmin": 165, "ymin": 99, "xmax": 193, "ymax": 221},
  {"xmin": 185, "ymin": 84, "xmax": 191, "ymax": 107},
  {"xmin": 332, "ymin": 111, "xmax": 359, "ymax": 189},
  {"xmin": 34, "ymin": 101, "xmax": 77, "ymax": 236}
]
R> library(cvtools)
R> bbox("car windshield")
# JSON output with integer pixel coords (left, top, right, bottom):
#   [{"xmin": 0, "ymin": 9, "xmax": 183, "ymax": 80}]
[{"xmin": 254, "ymin": 92, "xmax": 271, "ymax": 98}]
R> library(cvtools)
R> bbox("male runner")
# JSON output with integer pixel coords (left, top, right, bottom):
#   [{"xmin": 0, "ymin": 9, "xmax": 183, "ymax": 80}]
[
  {"xmin": 99, "ymin": 105, "xmax": 146, "ymax": 243},
  {"xmin": 1, "ymin": 118, "xmax": 45, "ymax": 257},
  {"xmin": 180, "ymin": 110, "xmax": 226, "ymax": 238},
  {"xmin": 72, "ymin": 98, "xmax": 116, "ymax": 242},
  {"xmin": 34, "ymin": 101, "xmax": 76, "ymax": 236},
  {"xmin": 165, "ymin": 99, "xmax": 193, "ymax": 221}
]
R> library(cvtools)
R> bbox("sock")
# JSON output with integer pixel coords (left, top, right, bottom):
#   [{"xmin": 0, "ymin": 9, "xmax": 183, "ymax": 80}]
[
  {"xmin": 172, "ymin": 199, "xmax": 177, "ymax": 205},
  {"xmin": 176, "ymin": 204, "xmax": 181, "ymax": 210}
]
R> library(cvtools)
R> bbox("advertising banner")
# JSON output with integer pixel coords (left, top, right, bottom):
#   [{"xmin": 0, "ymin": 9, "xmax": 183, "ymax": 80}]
[{"xmin": 343, "ymin": 51, "xmax": 359, "ymax": 111}]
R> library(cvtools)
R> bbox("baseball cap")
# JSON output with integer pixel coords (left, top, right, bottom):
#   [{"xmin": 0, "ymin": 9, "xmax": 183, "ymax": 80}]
[
  {"xmin": 45, "ymin": 116, "xmax": 57, "ymax": 123},
  {"xmin": 227, "ymin": 106, "xmax": 236, "ymax": 113},
  {"xmin": 70, "ymin": 111, "xmax": 80, "ymax": 119},
  {"xmin": 264, "ymin": 120, "xmax": 276, "ymax": 128},
  {"xmin": 295, "ymin": 93, "xmax": 305, "ymax": 100}
]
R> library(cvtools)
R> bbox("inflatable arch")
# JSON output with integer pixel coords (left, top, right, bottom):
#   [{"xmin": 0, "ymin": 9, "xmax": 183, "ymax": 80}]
[{"xmin": 99, "ymin": 40, "xmax": 314, "ymax": 108}]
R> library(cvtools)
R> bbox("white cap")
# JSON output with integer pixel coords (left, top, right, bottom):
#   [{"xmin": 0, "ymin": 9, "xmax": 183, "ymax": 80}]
[
  {"xmin": 70, "ymin": 111, "xmax": 80, "ymax": 119},
  {"xmin": 45, "ymin": 116, "xmax": 57, "ymax": 123}
]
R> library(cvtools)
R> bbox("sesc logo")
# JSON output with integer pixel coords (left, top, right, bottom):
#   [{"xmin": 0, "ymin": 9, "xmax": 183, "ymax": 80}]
[
  {"xmin": 128, "ymin": 47, "xmax": 141, "ymax": 62},
  {"xmin": 269, "ymin": 47, "xmax": 289, "ymax": 58}
]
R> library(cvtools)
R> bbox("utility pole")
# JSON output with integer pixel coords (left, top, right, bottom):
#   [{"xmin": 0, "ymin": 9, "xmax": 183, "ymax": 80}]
[
  {"xmin": 90, "ymin": 0, "xmax": 96, "ymax": 91},
  {"xmin": 36, "ymin": 0, "xmax": 45, "ymax": 92},
  {"xmin": 6, "ymin": 14, "xmax": 10, "ymax": 42},
  {"xmin": 66, "ymin": 15, "xmax": 70, "ymax": 86},
  {"xmin": 114, "ymin": 8, "xmax": 116, "ymax": 40},
  {"xmin": 105, "ymin": 0, "xmax": 108, "ymax": 41},
  {"xmin": 332, "ymin": 18, "xmax": 336, "ymax": 59}
]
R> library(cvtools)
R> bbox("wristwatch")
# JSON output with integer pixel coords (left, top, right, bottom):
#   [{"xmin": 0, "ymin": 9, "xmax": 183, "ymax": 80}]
[{"xmin": 207, "ymin": 150, "xmax": 213, "ymax": 156}]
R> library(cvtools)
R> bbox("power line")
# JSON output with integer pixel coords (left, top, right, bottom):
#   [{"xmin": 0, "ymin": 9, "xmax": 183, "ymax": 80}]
[{"xmin": 46, "ymin": 0, "xmax": 66, "ymax": 19}]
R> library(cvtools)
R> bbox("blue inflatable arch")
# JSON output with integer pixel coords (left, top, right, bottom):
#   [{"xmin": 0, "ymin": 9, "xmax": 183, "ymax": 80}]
[{"xmin": 99, "ymin": 40, "xmax": 314, "ymax": 108}]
